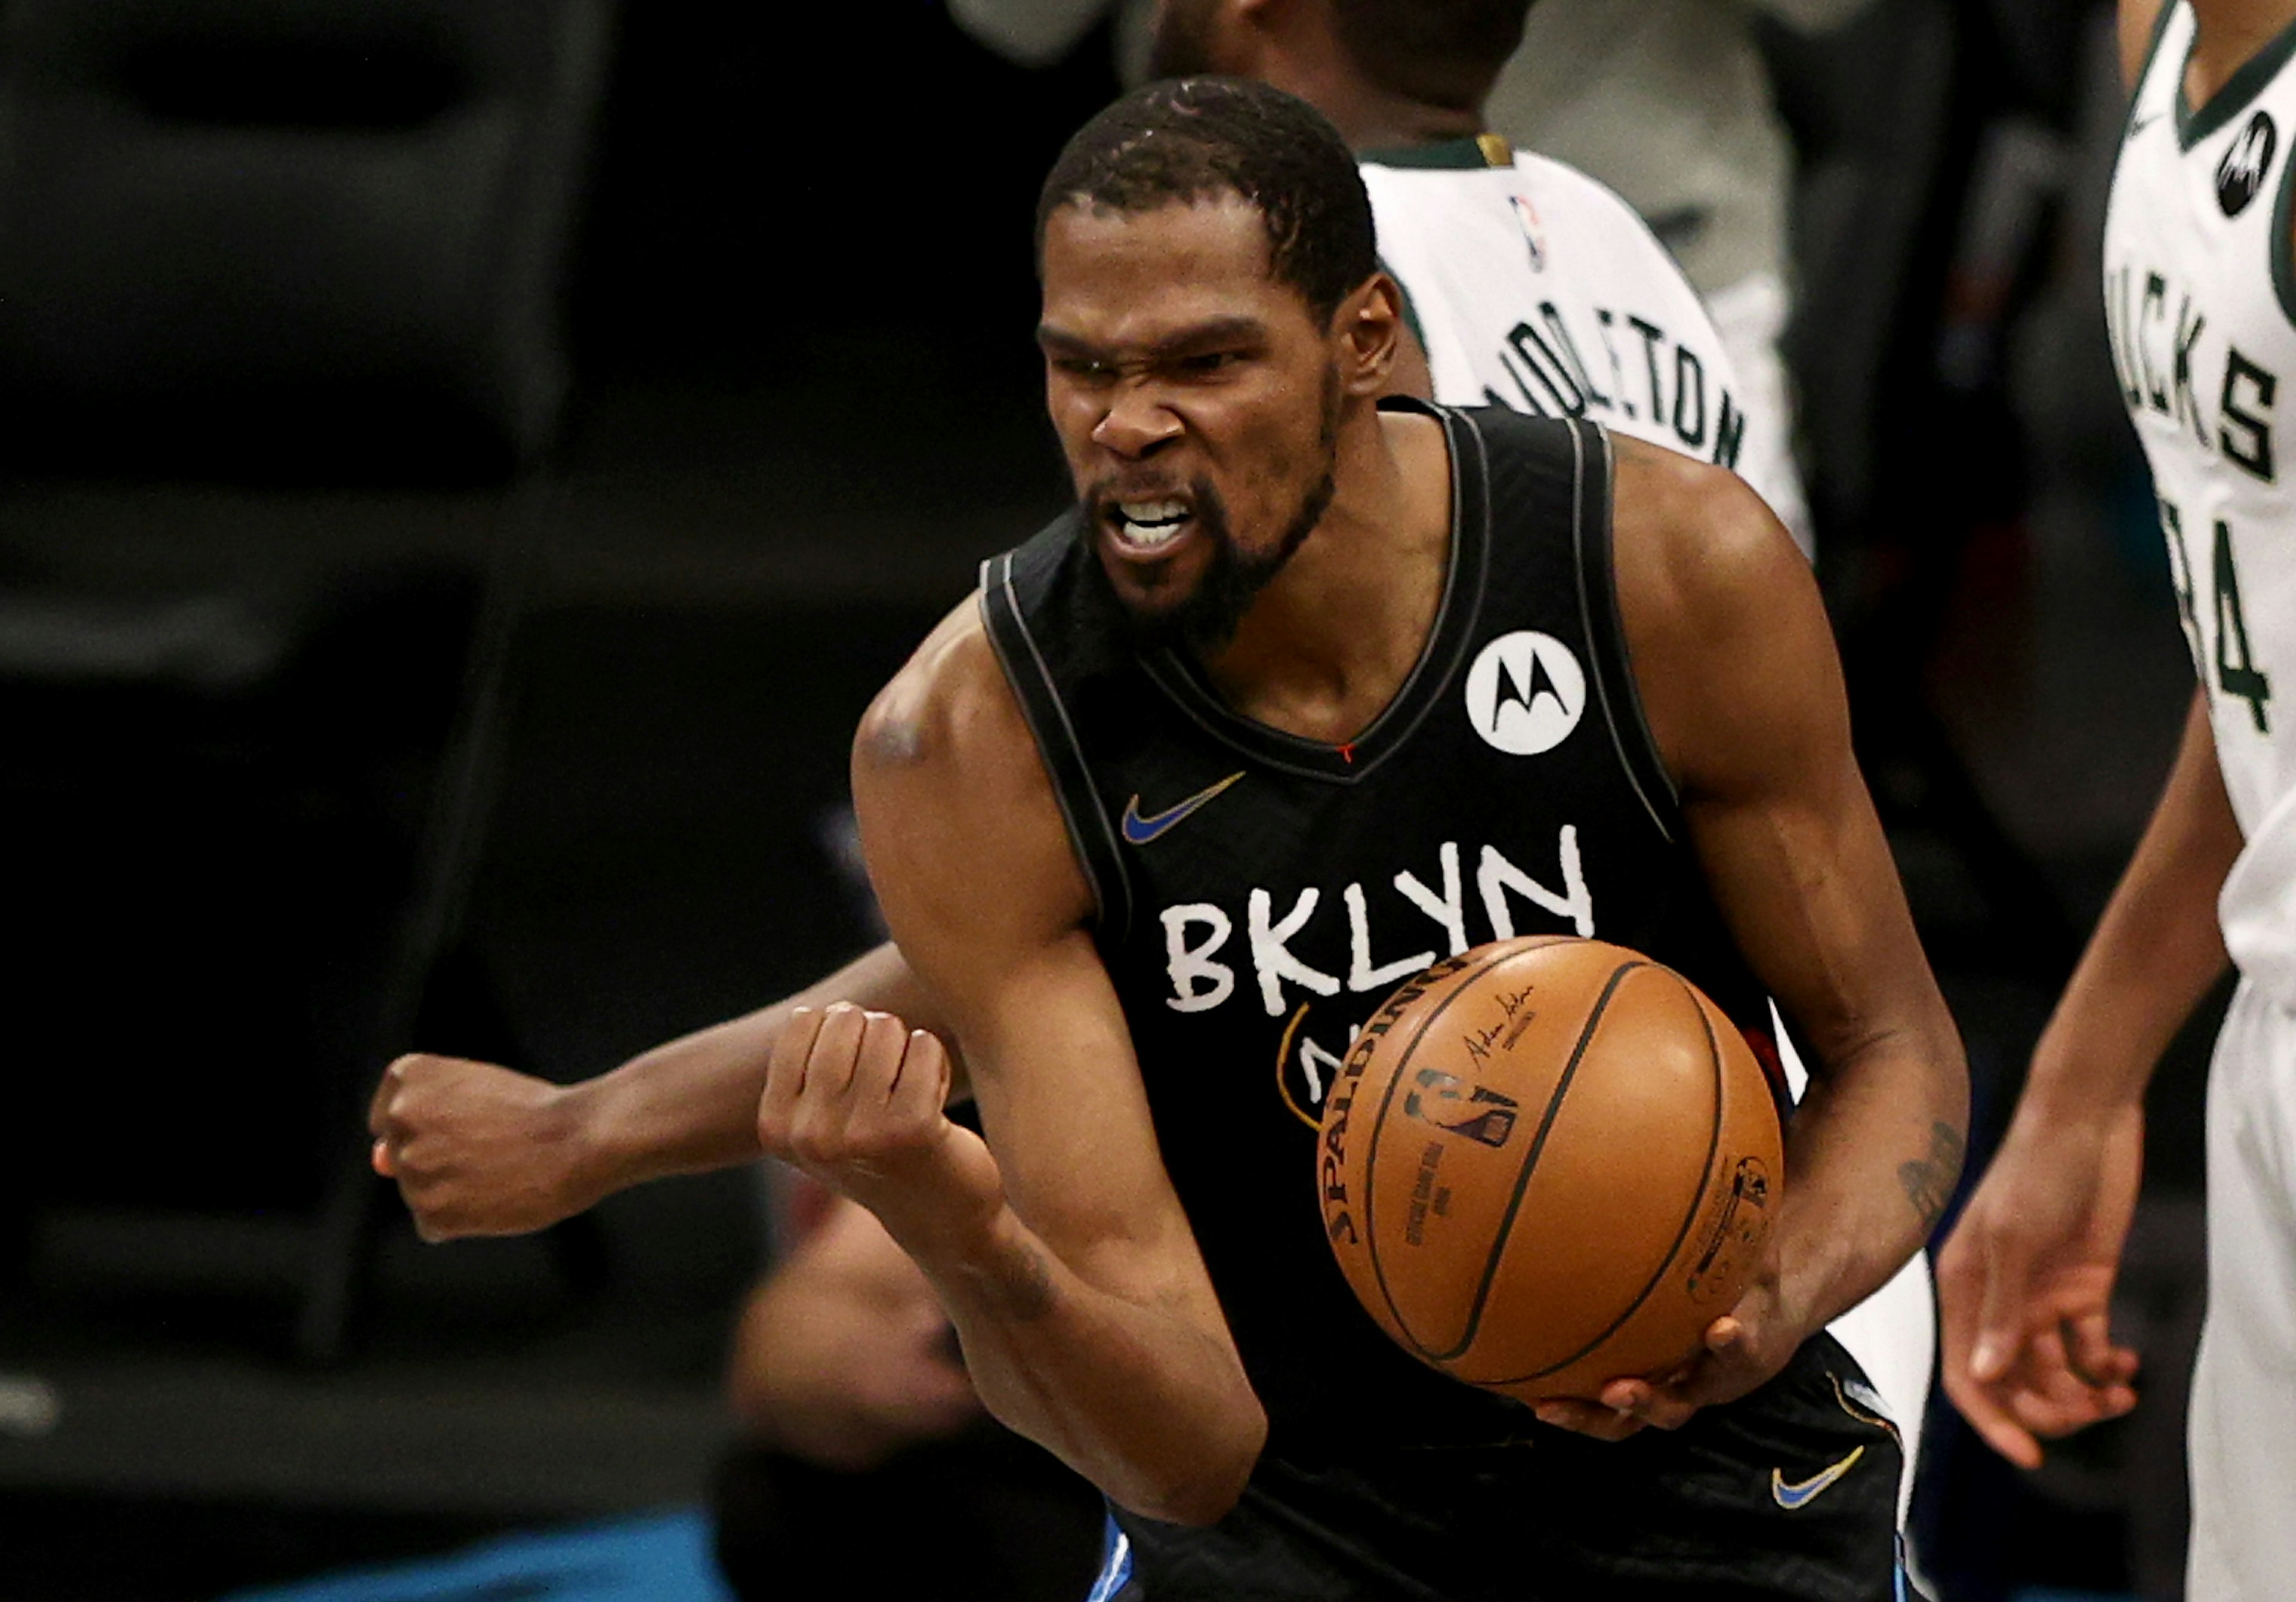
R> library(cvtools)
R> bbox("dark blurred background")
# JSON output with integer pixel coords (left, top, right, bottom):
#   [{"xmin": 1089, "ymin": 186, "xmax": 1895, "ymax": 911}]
[{"xmin": 0, "ymin": 1, "xmax": 2219, "ymax": 1598}]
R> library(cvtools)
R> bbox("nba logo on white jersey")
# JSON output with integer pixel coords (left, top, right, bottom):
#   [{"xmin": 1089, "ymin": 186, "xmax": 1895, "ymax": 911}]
[
  {"xmin": 1464, "ymin": 631, "xmax": 1584, "ymax": 755},
  {"xmin": 1510, "ymin": 194, "xmax": 1547, "ymax": 272}
]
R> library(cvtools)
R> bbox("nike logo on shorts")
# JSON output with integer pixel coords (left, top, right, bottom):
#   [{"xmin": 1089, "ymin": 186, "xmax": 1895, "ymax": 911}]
[
  {"xmin": 1771, "ymin": 1445, "xmax": 1866, "ymax": 1509},
  {"xmin": 1121, "ymin": 772, "xmax": 1246, "ymax": 845}
]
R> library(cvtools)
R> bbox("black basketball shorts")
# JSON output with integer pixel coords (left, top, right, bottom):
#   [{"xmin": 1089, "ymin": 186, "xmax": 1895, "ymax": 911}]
[{"xmin": 1104, "ymin": 1332, "xmax": 1910, "ymax": 1602}]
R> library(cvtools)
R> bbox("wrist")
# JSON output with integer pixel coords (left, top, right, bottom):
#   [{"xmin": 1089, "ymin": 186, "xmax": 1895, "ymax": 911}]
[
  {"xmin": 2011, "ymin": 1035, "xmax": 2149, "ymax": 1133},
  {"xmin": 857, "ymin": 1132, "xmax": 1005, "ymax": 1259},
  {"xmin": 549, "ymin": 1077, "xmax": 624, "ymax": 1210}
]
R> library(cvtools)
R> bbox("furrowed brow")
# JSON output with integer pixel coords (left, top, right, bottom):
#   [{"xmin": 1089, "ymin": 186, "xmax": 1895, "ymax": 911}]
[
  {"xmin": 1146, "ymin": 316, "xmax": 1268, "ymax": 359},
  {"xmin": 1036, "ymin": 316, "xmax": 1270, "ymax": 363}
]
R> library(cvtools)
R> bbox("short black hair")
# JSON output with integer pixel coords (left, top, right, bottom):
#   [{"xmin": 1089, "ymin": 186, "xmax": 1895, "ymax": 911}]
[
  {"xmin": 1034, "ymin": 78, "xmax": 1378, "ymax": 326},
  {"xmin": 1329, "ymin": 0, "xmax": 1535, "ymax": 113}
]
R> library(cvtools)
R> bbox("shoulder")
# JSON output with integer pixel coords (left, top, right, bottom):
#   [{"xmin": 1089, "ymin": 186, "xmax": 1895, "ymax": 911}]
[
  {"xmin": 1609, "ymin": 433, "xmax": 1809, "ymax": 635},
  {"xmin": 856, "ymin": 595, "xmax": 1027, "ymax": 793},
  {"xmin": 2119, "ymin": 0, "xmax": 2171, "ymax": 92},
  {"xmin": 855, "ymin": 594, "xmax": 1095, "ymax": 922},
  {"xmin": 1606, "ymin": 433, "xmax": 1829, "ymax": 785}
]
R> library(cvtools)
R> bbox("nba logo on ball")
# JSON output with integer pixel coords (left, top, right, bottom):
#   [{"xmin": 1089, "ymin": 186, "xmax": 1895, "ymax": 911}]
[{"xmin": 1464, "ymin": 631, "xmax": 1585, "ymax": 755}]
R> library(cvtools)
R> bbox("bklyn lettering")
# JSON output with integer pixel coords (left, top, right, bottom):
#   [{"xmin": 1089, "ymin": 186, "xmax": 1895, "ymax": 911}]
[{"xmin": 1158, "ymin": 830, "xmax": 1593, "ymax": 1017}]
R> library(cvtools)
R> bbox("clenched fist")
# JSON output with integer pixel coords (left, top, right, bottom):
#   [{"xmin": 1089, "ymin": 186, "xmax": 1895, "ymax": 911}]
[
  {"xmin": 370, "ymin": 1054, "xmax": 599, "ymax": 1241},
  {"xmin": 757, "ymin": 1004, "xmax": 1000, "ymax": 1234}
]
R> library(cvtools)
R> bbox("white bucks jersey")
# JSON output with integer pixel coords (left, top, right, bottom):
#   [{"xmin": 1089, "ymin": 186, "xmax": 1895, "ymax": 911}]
[
  {"xmin": 1358, "ymin": 135, "xmax": 1798, "ymax": 527},
  {"xmin": 2106, "ymin": 2, "xmax": 2296, "ymax": 985}
]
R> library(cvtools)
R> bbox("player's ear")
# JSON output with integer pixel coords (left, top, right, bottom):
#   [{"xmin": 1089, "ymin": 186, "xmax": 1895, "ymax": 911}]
[{"xmin": 1334, "ymin": 271, "xmax": 1407, "ymax": 398}]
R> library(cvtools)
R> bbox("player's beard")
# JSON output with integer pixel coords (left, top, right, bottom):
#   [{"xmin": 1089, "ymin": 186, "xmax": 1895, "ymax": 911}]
[{"xmin": 1087, "ymin": 370, "xmax": 1342, "ymax": 656}]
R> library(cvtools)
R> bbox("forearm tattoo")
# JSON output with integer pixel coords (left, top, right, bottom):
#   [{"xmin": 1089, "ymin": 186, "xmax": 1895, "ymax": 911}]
[{"xmin": 1898, "ymin": 1120, "xmax": 1967, "ymax": 1231}]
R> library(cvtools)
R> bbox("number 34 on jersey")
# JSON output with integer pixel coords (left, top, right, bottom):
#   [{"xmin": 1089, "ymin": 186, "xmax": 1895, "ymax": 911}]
[{"xmin": 2163, "ymin": 498, "xmax": 2273, "ymax": 733}]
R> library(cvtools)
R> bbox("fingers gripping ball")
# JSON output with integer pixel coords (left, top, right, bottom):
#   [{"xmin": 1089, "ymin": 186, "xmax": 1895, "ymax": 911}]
[{"xmin": 1317, "ymin": 937, "xmax": 1784, "ymax": 1402}]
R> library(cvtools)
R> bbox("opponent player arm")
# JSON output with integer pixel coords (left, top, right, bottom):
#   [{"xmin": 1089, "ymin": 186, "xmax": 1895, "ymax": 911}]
[
  {"xmin": 372, "ymin": 940, "xmax": 957, "ymax": 1239},
  {"xmin": 769, "ymin": 608, "xmax": 1264, "ymax": 1524},
  {"xmin": 1547, "ymin": 443, "xmax": 1967, "ymax": 1434},
  {"xmin": 1937, "ymin": 689, "xmax": 2236, "ymax": 1464}
]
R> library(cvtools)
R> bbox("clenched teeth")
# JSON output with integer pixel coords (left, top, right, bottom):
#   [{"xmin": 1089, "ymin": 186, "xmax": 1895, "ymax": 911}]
[
  {"xmin": 1113, "ymin": 499, "xmax": 1191, "ymax": 550},
  {"xmin": 1118, "ymin": 499, "xmax": 1189, "ymax": 525}
]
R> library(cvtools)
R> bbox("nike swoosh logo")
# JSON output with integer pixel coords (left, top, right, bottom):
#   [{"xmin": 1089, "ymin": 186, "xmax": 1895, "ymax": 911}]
[
  {"xmin": 1121, "ymin": 772, "xmax": 1246, "ymax": 845},
  {"xmin": 2129, "ymin": 111, "xmax": 2161, "ymax": 137},
  {"xmin": 1772, "ymin": 1445, "xmax": 1866, "ymax": 1510}
]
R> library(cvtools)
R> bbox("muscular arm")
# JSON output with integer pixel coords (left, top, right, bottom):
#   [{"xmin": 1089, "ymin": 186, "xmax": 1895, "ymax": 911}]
[
  {"xmin": 372, "ymin": 941, "xmax": 950, "ymax": 1239},
  {"xmin": 562, "ymin": 944, "xmax": 959, "ymax": 1185},
  {"xmin": 2120, "ymin": 0, "xmax": 2167, "ymax": 89},
  {"xmin": 2022, "ymin": 691, "xmax": 2235, "ymax": 1116},
  {"xmin": 1553, "ymin": 439, "xmax": 1967, "ymax": 1429},
  {"xmin": 1937, "ymin": 690, "xmax": 2236, "ymax": 1463},
  {"xmin": 771, "ymin": 601, "xmax": 1263, "ymax": 1524}
]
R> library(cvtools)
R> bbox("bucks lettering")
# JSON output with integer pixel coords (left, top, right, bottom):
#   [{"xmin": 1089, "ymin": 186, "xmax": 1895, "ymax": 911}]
[{"xmin": 2104, "ymin": 262, "xmax": 2278, "ymax": 484}]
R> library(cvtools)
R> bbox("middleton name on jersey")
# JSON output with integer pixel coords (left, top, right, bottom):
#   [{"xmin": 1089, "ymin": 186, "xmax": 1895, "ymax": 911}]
[
  {"xmin": 1360, "ymin": 137, "xmax": 1766, "ymax": 491},
  {"xmin": 1471, "ymin": 293, "xmax": 1751, "ymax": 471}
]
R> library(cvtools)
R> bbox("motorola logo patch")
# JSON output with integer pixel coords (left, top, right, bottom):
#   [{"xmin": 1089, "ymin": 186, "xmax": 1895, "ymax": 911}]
[
  {"xmin": 1463, "ymin": 631, "xmax": 1585, "ymax": 756},
  {"xmin": 2219, "ymin": 111, "xmax": 2277, "ymax": 217}
]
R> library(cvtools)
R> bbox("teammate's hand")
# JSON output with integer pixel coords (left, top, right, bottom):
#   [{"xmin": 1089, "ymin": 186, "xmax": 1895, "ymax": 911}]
[
  {"xmin": 1530, "ymin": 1267, "xmax": 1806, "ymax": 1441},
  {"xmin": 1936, "ymin": 1101, "xmax": 2143, "ymax": 1468},
  {"xmin": 756, "ymin": 1004, "xmax": 1001, "ymax": 1233},
  {"xmin": 370, "ymin": 1054, "xmax": 599, "ymax": 1241}
]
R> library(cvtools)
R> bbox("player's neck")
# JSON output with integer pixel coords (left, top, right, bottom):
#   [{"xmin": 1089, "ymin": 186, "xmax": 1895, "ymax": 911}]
[
  {"xmin": 1198, "ymin": 409, "xmax": 1452, "ymax": 745},
  {"xmin": 2187, "ymin": 0, "xmax": 2296, "ymax": 102},
  {"xmin": 1247, "ymin": 49, "xmax": 1483, "ymax": 151},
  {"xmin": 1324, "ymin": 94, "xmax": 1486, "ymax": 154}
]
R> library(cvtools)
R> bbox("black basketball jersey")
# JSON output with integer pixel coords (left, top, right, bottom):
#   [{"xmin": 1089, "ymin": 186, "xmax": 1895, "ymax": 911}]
[{"xmin": 979, "ymin": 403, "xmax": 1804, "ymax": 1594}]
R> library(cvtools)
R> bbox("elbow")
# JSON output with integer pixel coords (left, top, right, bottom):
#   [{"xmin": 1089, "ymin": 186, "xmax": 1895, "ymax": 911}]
[
  {"xmin": 1115, "ymin": 1413, "xmax": 1265, "ymax": 1527},
  {"xmin": 1125, "ymin": 1469, "xmax": 1248, "ymax": 1528}
]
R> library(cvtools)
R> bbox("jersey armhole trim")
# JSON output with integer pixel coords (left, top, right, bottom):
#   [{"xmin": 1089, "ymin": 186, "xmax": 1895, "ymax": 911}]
[
  {"xmin": 1570, "ymin": 423, "xmax": 1681, "ymax": 843},
  {"xmin": 976, "ymin": 557, "xmax": 1135, "ymax": 945},
  {"xmin": 2177, "ymin": 3, "xmax": 2296, "ymax": 151},
  {"xmin": 2129, "ymin": 0, "xmax": 2180, "ymax": 137}
]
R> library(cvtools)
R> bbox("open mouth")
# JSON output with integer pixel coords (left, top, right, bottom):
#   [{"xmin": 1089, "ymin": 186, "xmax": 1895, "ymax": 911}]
[{"xmin": 1106, "ymin": 497, "xmax": 1195, "ymax": 556}]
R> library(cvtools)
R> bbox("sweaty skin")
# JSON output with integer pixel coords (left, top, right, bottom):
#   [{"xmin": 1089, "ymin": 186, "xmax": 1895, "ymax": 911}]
[
  {"xmin": 371, "ymin": 942, "xmax": 956, "ymax": 1240},
  {"xmin": 750, "ymin": 199, "xmax": 1962, "ymax": 1537},
  {"xmin": 377, "ymin": 199, "xmax": 1963, "ymax": 1512},
  {"xmin": 362, "ymin": 0, "xmax": 1495, "ymax": 1250},
  {"xmin": 1932, "ymin": 0, "xmax": 2289, "ymax": 1470},
  {"xmin": 1533, "ymin": 435, "xmax": 1965, "ymax": 1438}
]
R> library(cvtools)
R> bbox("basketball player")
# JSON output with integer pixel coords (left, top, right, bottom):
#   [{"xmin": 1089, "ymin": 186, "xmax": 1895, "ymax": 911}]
[
  {"xmin": 1147, "ymin": 0, "xmax": 1813, "ymax": 554},
  {"xmin": 373, "ymin": 0, "xmax": 1935, "ymax": 1513},
  {"xmin": 729, "ymin": 80, "xmax": 1963, "ymax": 1597},
  {"xmin": 1938, "ymin": 2, "xmax": 2296, "ymax": 1595},
  {"xmin": 1141, "ymin": 0, "xmax": 1936, "ymax": 1479},
  {"xmin": 371, "ymin": 0, "xmax": 1780, "ymax": 1246}
]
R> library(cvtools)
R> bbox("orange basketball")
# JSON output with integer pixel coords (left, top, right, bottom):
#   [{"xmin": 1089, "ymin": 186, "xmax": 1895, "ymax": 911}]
[{"xmin": 1316, "ymin": 936, "xmax": 1783, "ymax": 1402}]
